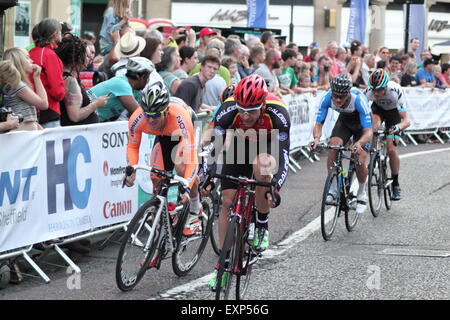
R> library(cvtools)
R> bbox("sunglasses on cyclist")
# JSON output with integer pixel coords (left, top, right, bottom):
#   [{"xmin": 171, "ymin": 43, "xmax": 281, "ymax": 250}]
[
  {"xmin": 332, "ymin": 93, "xmax": 348, "ymax": 100},
  {"xmin": 144, "ymin": 108, "xmax": 167, "ymax": 119},
  {"xmin": 236, "ymin": 103, "xmax": 262, "ymax": 114}
]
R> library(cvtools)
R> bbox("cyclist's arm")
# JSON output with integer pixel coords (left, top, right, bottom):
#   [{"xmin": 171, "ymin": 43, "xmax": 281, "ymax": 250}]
[
  {"xmin": 126, "ymin": 111, "xmax": 145, "ymax": 166},
  {"xmin": 397, "ymin": 110, "xmax": 411, "ymax": 131},
  {"xmin": 268, "ymin": 104, "xmax": 291, "ymax": 191},
  {"xmin": 355, "ymin": 95, "xmax": 373, "ymax": 147},
  {"xmin": 395, "ymin": 86, "xmax": 411, "ymax": 131}
]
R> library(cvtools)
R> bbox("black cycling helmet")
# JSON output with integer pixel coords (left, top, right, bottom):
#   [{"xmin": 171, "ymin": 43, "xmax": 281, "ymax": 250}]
[
  {"xmin": 368, "ymin": 68, "xmax": 390, "ymax": 89},
  {"xmin": 330, "ymin": 73, "xmax": 352, "ymax": 94},
  {"xmin": 220, "ymin": 83, "xmax": 236, "ymax": 104},
  {"xmin": 141, "ymin": 81, "xmax": 169, "ymax": 113}
]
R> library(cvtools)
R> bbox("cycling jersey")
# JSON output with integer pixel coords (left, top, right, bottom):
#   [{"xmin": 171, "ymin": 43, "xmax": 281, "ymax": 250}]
[
  {"xmin": 363, "ymin": 81, "xmax": 408, "ymax": 112},
  {"xmin": 127, "ymin": 102, "xmax": 198, "ymax": 189},
  {"xmin": 316, "ymin": 88, "xmax": 372, "ymax": 129},
  {"xmin": 210, "ymin": 93, "xmax": 290, "ymax": 191}
]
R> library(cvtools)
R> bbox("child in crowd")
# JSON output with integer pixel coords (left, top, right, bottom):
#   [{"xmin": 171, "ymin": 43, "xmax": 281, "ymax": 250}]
[
  {"xmin": 99, "ymin": 0, "xmax": 133, "ymax": 56},
  {"xmin": 3, "ymin": 47, "xmax": 49, "ymax": 131},
  {"xmin": 297, "ymin": 72, "xmax": 317, "ymax": 95}
]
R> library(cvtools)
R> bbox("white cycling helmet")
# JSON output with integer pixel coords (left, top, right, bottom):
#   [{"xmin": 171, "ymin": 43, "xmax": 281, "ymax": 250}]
[{"xmin": 126, "ymin": 57, "xmax": 155, "ymax": 74}]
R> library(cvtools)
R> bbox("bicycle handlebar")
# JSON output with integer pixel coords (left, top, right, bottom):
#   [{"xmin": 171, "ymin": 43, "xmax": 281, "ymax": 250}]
[{"xmin": 122, "ymin": 165, "xmax": 191, "ymax": 193}]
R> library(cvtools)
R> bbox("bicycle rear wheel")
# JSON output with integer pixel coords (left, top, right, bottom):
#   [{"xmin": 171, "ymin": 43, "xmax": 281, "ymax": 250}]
[
  {"xmin": 215, "ymin": 215, "xmax": 239, "ymax": 300},
  {"xmin": 321, "ymin": 168, "xmax": 341, "ymax": 241},
  {"xmin": 172, "ymin": 197, "xmax": 215, "ymax": 276},
  {"xmin": 344, "ymin": 171, "xmax": 359, "ymax": 232},
  {"xmin": 368, "ymin": 153, "xmax": 383, "ymax": 217},
  {"xmin": 115, "ymin": 199, "xmax": 161, "ymax": 292}
]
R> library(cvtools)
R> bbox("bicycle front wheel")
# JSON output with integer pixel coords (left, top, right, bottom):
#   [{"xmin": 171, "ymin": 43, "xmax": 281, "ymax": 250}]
[
  {"xmin": 172, "ymin": 197, "xmax": 215, "ymax": 276},
  {"xmin": 235, "ymin": 229, "xmax": 255, "ymax": 300},
  {"xmin": 321, "ymin": 168, "xmax": 341, "ymax": 241},
  {"xmin": 115, "ymin": 199, "xmax": 162, "ymax": 292},
  {"xmin": 215, "ymin": 215, "xmax": 239, "ymax": 300},
  {"xmin": 383, "ymin": 154, "xmax": 393, "ymax": 210},
  {"xmin": 368, "ymin": 153, "xmax": 383, "ymax": 217}
]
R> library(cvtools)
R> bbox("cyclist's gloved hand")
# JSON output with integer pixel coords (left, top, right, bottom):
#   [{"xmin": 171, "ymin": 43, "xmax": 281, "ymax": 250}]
[
  {"xmin": 390, "ymin": 124, "xmax": 400, "ymax": 134},
  {"xmin": 271, "ymin": 189, "xmax": 281, "ymax": 208},
  {"xmin": 122, "ymin": 165, "xmax": 136, "ymax": 188}
]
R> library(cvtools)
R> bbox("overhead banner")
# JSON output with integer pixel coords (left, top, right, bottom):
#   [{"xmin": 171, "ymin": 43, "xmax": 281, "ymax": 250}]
[
  {"xmin": 0, "ymin": 122, "xmax": 138, "ymax": 253},
  {"xmin": 247, "ymin": 0, "xmax": 268, "ymax": 28},
  {"xmin": 405, "ymin": 1, "xmax": 426, "ymax": 63},
  {"xmin": 346, "ymin": 0, "xmax": 368, "ymax": 44}
]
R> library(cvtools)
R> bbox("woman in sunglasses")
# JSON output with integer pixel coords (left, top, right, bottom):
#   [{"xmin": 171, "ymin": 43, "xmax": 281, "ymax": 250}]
[
  {"xmin": 125, "ymin": 81, "xmax": 202, "ymax": 237},
  {"xmin": 310, "ymin": 73, "xmax": 373, "ymax": 215}
]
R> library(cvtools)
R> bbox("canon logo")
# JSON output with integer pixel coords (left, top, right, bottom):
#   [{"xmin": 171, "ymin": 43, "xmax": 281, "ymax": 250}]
[{"xmin": 103, "ymin": 200, "xmax": 132, "ymax": 219}]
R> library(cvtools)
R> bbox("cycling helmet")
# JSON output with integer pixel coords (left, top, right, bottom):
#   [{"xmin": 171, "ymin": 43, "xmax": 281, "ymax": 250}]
[
  {"xmin": 234, "ymin": 74, "xmax": 268, "ymax": 107},
  {"xmin": 330, "ymin": 73, "xmax": 353, "ymax": 94},
  {"xmin": 126, "ymin": 57, "xmax": 155, "ymax": 74},
  {"xmin": 220, "ymin": 83, "xmax": 237, "ymax": 104},
  {"xmin": 369, "ymin": 68, "xmax": 390, "ymax": 89},
  {"xmin": 141, "ymin": 81, "xmax": 169, "ymax": 113}
]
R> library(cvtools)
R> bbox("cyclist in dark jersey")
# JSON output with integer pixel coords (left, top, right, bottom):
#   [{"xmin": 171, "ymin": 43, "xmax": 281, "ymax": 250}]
[{"xmin": 203, "ymin": 73, "xmax": 290, "ymax": 259}]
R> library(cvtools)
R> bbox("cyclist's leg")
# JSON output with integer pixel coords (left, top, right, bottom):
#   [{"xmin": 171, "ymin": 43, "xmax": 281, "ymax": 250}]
[
  {"xmin": 150, "ymin": 136, "xmax": 167, "ymax": 194},
  {"xmin": 252, "ymin": 153, "xmax": 277, "ymax": 250},
  {"xmin": 384, "ymin": 111, "xmax": 402, "ymax": 199}
]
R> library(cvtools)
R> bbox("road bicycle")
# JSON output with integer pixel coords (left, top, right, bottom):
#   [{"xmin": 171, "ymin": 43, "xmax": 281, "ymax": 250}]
[
  {"xmin": 115, "ymin": 165, "xmax": 214, "ymax": 292},
  {"xmin": 318, "ymin": 144, "xmax": 360, "ymax": 241},
  {"xmin": 208, "ymin": 180, "xmax": 222, "ymax": 256},
  {"xmin": 203, "ymin": 172, "xmax": 274, "ymax": 300},
  {"xmin": 368, "ymin": 130, "xmax": 395, "ymax": 217}
]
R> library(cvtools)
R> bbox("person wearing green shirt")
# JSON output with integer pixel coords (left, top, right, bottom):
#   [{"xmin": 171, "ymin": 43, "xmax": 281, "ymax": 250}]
[{"xmin": 279, "ymin": 49, "xmax": 299, "ymax": 91}]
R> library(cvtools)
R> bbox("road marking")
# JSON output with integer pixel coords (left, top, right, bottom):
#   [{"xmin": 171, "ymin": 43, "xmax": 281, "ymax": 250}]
[
  {"xmin": 379, "ymin": 248, "xmax": 450, "ymax": 258},
  {"xmin": 150, "ymin": 146, "xmax": 450, "ymax": 299}
]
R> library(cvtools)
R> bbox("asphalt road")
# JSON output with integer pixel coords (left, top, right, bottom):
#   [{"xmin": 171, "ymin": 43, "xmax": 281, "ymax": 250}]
[{"xmin": 1, "ymin": 142, "xmax": 449, "ymax": 302}]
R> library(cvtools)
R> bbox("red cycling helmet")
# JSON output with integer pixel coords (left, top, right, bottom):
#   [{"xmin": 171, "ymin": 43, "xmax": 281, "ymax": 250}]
[{"xmin": 234, "ymin": 74, "xmax": 268, "ymax": 107}]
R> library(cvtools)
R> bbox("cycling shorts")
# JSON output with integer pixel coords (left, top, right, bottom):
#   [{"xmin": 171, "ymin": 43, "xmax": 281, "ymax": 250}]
[
  {"xmin": 371, "ymin": 103, "xmax": 401, "ymax": 129},
  {"xmin": 331, "ymin": 115, "xmax": 365, "ymax": 145},
  {"xmin": 151, "ymin": 135, "xmax": 180, "ymax": 174}
]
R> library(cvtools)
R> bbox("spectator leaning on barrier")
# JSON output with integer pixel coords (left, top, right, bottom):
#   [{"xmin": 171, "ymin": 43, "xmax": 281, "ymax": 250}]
[
  {"xmin": 400, "ymin": 62, "xmax": 419, "ymax": 87},
  {"xmin": 174, "ymin": 46, "xmax": 198, "ymax": 80},
  {"xmin": 29, "ymin": 18, "xmax": 65, "ymax": 128},
  {"xmin": 0, "ymin": 61, "xmax": 21, "ymax": 133},
  {"xmin": 279, "ymin": 48, "xmax": 300, "ymax": 93},
  {"xmin": 87, "ymin": 57, "xmax": 152, "ymax": 122},
  {"xmin": 174, "ymin": 55, "xmax": 220, "ymax": 113},
  {"xmin": 415, "ymin": 58, "xmax": 435, "ymax": 88},
  {"xmin": 156, "ymin": 46, "xmax": 182, "ymax": 96},
  {"xmin": 297, "ymin": 72, "xmax": 318, "ymax": 95},
  {"xmin": 336, "ymin": 47, "xmax": 348, "ymax": 75},
  {"xmin": 253, "ymin": 49, "xmax": 282, "ymax": 95},
  {"xmin": 441, "ymin": 63, "xmax": 450, "ymax": 86},
  {"xmin": 433, "ymin": 64, "xmax": 449, "ymax": 89},
  {"xmin": 3, "ymin": 47, "xmax": 48, "ymax": 131},
  {"xmin": 56, "ymin": 34, "xmax": 110, "ymax": 126}
]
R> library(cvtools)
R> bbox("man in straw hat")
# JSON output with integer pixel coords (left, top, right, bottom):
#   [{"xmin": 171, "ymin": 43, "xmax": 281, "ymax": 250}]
[{"xmin": 111, "ymin": 31, "xmax": 146, "ymax": 77}]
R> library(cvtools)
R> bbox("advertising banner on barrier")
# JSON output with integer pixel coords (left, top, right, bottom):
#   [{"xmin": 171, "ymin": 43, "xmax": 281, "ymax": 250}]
[
  {"xmin": 0, "ymin": 123, "xmax": 138, "ymax": 253},
  {"xmin": 402, "ymin": 88, "xmax": 450, "ymax": 130}
]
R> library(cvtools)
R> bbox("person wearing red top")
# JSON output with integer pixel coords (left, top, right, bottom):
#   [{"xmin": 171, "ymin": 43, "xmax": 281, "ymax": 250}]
[
  {"xmin": 29, "ymin": 18, "xmax": 65, "ymax": 128},
  {"xmin": 322, "ymin": 41, "xmax": 339, "ymax": 78}
]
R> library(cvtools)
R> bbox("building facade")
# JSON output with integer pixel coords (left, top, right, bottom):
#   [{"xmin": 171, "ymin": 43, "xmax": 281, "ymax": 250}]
[{"xmin": 2, "ymin": 0, "xmax": 450, "ymax": 52}]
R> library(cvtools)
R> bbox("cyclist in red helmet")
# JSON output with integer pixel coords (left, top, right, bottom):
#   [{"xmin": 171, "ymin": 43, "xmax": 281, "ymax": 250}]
[{"xmin": 202, "ymin": 74, "xmax": 291, "ymax": 289}]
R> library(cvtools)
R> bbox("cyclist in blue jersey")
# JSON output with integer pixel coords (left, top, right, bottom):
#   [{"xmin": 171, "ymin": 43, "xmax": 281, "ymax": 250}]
[{"xmin": 310, "ymin": 73, "xmax": 373, "ymax": 214}]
